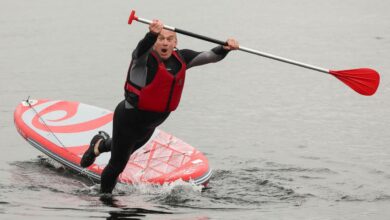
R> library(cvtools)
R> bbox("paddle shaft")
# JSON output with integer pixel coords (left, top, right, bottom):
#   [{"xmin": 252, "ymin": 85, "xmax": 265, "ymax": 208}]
[{"xmin": 135, "ymin": 16, "xmax": 329, "ymax": 74}]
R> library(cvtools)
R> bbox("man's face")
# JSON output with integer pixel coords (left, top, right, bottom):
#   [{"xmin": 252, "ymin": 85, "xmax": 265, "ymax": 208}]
[{"xmin": 153, "ymin": 29, "xmax": 177, "ymax": 60}]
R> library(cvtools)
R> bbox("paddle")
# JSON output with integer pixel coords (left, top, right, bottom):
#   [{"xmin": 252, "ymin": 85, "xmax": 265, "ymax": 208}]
[{"xmin": 128, "ymin": 10, "xmax": 380, "ymax": 96}]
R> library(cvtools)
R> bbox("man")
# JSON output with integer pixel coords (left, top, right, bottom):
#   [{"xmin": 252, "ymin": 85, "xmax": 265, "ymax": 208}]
[{"xmin": 80, "ymin": 20, "xmax": 239, "ymax": 193}]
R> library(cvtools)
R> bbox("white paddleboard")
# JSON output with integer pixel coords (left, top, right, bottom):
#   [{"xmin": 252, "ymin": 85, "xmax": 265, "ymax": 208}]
[{"xmin": 14, "ymin": 99, "xmax": 212, "ymax": 185}]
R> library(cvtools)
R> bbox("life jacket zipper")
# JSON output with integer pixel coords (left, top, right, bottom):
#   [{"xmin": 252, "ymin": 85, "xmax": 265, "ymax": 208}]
[{"xmin": 165, "ymin": 77, "xmax": 176, "ymax": 112}]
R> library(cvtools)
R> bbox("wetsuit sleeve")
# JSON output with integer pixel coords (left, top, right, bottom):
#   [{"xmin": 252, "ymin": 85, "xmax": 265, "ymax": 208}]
[
  {"xmin": 179, "ymin": 46, "xmax": 230, "ymax": 69},
  {"xmin": 132, "ymin": 32, "xmax": 158, "ymax": 59},
  {"xmin": 129, "ymin": 32, "xmax": 158, "ymax": 87}
]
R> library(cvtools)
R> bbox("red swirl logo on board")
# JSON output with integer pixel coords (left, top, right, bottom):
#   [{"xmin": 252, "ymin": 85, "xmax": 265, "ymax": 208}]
[{"xmin": 31, "ymin": 101, "xmax": 113, "ymax": 133}]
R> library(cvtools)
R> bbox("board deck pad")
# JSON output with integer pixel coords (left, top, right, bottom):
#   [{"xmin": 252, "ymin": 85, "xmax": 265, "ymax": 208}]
[{"xmin": 14, "ymin": 99, "xmax": 212, "ymax": 185}]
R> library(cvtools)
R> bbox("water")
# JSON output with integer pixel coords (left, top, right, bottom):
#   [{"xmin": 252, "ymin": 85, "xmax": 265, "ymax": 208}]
[{"xmin": 1, "ymin": 0, "xmax": 390, "ymax": 219}]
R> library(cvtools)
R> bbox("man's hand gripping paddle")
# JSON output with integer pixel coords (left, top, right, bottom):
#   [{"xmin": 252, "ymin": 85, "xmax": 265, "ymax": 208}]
[{"xmin": 128, "ymin": 10, "xmax": 380, "ymax": 96}]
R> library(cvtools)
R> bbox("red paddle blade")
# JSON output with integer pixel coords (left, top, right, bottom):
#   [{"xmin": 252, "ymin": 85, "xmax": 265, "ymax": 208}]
[{"xmin": 329, "ymin": 68, "xmax": 380, "ymax": 96}]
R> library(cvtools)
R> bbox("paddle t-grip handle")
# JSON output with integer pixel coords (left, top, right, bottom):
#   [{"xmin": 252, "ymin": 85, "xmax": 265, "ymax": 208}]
[{"xmin": 128, "ymin": 10, "xmax": 137, "ymax": 25}]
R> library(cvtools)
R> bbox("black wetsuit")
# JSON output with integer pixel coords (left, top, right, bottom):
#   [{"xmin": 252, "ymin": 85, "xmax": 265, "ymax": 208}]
[{"xmin": 98, "ymin": 32, "xmax": 230, "ymax": 193}]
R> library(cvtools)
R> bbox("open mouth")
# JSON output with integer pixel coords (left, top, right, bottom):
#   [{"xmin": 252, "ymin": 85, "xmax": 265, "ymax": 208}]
[{"xmin": 161, "ymin": 48, "xmax": 168, "ymax": 53}]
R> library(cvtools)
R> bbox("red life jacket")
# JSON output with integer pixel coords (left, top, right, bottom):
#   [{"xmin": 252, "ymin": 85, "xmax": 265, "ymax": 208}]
[{"xmin": 125, "ymin": 51, "xmax": 187, "ymax": 112}]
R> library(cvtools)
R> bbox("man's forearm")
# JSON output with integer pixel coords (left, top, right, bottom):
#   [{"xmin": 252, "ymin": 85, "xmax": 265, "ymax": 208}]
[
  {"xmin": 185, "ymin": 46, "xmax": 230, "ymax": 69},
  {"xmin": 132, "ymin": 32, "xmax": 158, "ymax": 59}
]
